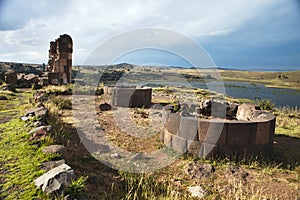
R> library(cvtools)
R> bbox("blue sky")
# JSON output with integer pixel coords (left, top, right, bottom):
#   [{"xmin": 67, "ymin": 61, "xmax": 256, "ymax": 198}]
[{"xmin": 0, "ymin": 0, "xmax": 299, "ymax": 69}]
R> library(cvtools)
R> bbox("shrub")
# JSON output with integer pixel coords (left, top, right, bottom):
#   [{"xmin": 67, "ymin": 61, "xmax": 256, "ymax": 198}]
[{"xmin": 255, "ymin": 98, "xmax": 275, "ymax": 110}]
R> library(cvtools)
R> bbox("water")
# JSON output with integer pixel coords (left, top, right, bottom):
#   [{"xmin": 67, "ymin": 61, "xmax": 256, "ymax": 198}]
[
  {"xmin": 218, "ymin": 66, "xmax": 300, "ymax": 72},
  {"xmin": 191, "ymin": 81, "xmax": 300, "ymax": 107}
]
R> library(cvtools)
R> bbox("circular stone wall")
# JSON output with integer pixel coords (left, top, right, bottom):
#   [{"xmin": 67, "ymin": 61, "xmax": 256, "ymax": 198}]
[{"xmin": 161, "ymin": 108, "xmax": 276, "ymax": 158}]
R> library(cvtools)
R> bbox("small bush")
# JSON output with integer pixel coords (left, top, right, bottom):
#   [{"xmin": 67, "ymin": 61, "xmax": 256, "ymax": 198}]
[{"xmin": 255, "ymin": 98, "xmax": 275, "ymax": 110}]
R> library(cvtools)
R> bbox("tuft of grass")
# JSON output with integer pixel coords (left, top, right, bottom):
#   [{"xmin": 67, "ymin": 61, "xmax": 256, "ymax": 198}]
[
  {"xmin": 50, "ymin": 96, "xmax": 72, "ymax": 110},
  {"xmin": 65, "ymin": 176, "xmax": 87, "ymax": 199}
]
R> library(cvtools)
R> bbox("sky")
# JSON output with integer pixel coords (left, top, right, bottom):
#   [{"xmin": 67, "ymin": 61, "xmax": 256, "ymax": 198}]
[{"xmin": 0, "ymin": 0, "xmax": 300, "ymax": 69}]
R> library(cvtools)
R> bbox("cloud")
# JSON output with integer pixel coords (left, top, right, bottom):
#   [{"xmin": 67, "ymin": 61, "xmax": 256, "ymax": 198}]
[{"xmin": 0, "ymin": 0, "xmax": 299, "ymax": 67}]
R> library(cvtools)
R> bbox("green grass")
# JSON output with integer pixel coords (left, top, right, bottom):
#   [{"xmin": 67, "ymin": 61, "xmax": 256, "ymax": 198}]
[{"xmin": 0, "ymin": 118, "xmax": 54, "ymax": 199}]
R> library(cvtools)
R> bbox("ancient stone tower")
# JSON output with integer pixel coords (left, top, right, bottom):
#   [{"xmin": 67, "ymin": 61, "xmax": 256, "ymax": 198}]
[{"xmin": 47, "ymin": 34, "xmax": 73, "ymax": 85}]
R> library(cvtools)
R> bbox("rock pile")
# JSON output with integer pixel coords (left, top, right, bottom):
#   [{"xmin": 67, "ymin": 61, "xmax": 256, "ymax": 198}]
[{"xmin": 21, "ymin": 102, "xmax": 76, "ymax": 196}]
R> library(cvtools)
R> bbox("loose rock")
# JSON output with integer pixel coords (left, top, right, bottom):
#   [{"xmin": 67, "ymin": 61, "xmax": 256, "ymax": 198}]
[
  {"xmin": 34, "ymin": 164, "xmax": 75, "ymax": 195},
  {"xmin": 42, "ymin": 145, "xmax": 66, "ymax": 155}
]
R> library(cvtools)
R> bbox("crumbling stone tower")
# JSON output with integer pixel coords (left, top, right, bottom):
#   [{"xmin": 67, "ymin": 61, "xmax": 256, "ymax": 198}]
[{"xmin": 47, "ymin": 34, "xmax": 73, "ymax": 84}]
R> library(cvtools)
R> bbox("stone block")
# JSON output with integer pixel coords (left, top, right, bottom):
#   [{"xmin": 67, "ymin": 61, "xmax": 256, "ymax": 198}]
[
  {"xmin": 164, "ymin": 129, "xmax": 173, "ymax": 148},
  {"xmin": 172, "ymin": 135, "xmax": 187, "ymax": 154},
  {"xmin": 227, "ymin": 122, "xmax": 257, "ymax": 145},
  {"xmin": 198, "ymin": 143, "xmax": 218, "ymax": 158},
  {"xmin": 165, "ymin": 112, "xmax": 181, "ymax": 135},
  {"xmin": 34, "ymin": 164, "xmax": 75, "ymax": 195},
  {"xmin": 187, "ymin": 140, "xmax": 202, "ymax": 156},
  {"xmin": 198, "ymin": 120, "xmax": 227, "ymax": 145},
  {"xmin": 269, "ymin": 118, "xmax": 276, "ymax": 143},
  {"xmin": 178, "ymin": 117, "xmax": 198, "ymax": 140},
  {"xmin": 255, "ymin": 121, "xmax": 270, "ymax": 144}
]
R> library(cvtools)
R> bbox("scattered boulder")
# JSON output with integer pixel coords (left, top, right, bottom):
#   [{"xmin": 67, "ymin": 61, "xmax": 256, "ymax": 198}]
[
  {"xmin": 25, "ymin": 107, "xmax": 48, "ymax": 120},
  {"xmin": 24, "ymin": 73, "xmax": 39, "ymax": 83},
  {"xmin": 236, "ymin": 103, "xmax": 257, "ymax": 121},
  {"xmin": 225, "ymin": 165, "xmax": 249, "ymax": 182},
  {"xmin": 34, "ymin": 164, "xmax": 75, "ymax": 195},
  {"xmin": 0, "ymin": 95, "xmax": 8, "ymax": 100},
  {"xmin": 42, "ymin": 145, "xmax": 66, "ymax": 155},
  {"xmin": 1, "ymin": 84, "xmax": 16, "ymax": 92},
  {"xmin": 185, "ymin": 161, "xmax": 215, "ymax": 179},
  {"xmin": 28, "ymin": 125, "xmax": 52, "ymax": 141},
  {"xmin": 41, "ymin": 159, "xmax": 66, "ymax": 171},
  {"xmin": 99, "ymin": 103, "xmax": 112, "ymax": 111},
  {"xmin": 29, "ymin": 125, "xmax": 52, "ymax": 135},
  {"xmin": 4, "ymin": 69, "xmax": 17, "ymax": 85},
  {"xmin": 236, "ymin": 103, "xmax": 272, "ymax": 121}
]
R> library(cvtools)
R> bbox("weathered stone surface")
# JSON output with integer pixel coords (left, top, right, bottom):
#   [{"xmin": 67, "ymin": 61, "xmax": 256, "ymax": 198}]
[
  {"xmin": 24, "ymin": 73, "xmax": 39, "ymax": 83},
  {"xmin": 178, "ymin": 117, "xmax": 198, "ymax": 140},
  {"xmin": 99, "ymin": 103, "xmax": 112, "ymax": 111},
  {"xmin": 29, "ymin": 125, "xmax": 52, "ymax": 135},
  {"xmin": 25, "ymin": 107, "xmax": 48, "ymax": 119},
  {"xmin": 255, "ymin": 121, "xmax": 270, "ymax": 144},
  {"xmin": 47, "ymin": 34, "xmax": 73, "ymax": 85},
  {"xmin": 34, "ymin": 164, "xmax": 75, "ymax": 194},
  {"xmin": 227, "ymin": 122, "xmax": 257, "ymax": 145},
  {"xmin": 187, "ymin": 140, "xmax": 202, "ymax": 156},
  {"xmin": 41, "ymin": 159, "xmax": 66, "ymax": 171},
  {"xmin": 163, "ymin": 129, "xmax": 173, "ymax": 148},
  {"xmin": 42, "ymin": 145, "xmax": 66, "ymax": 154},
  {"xmin": 4, "ymin": 69, "xmax": 17, "ymax": 84},
  {"xmin": 198, "ymin": 120, "xmax": 227, "ymax": 144},
  {"xmin": 172, "ymin": 135, "xmax": 187, "ymax": 153},
  {"xmin": 110, "ymin": 87, "xmax": 152, "ymax": 108},
  {"xmin": 236, "ymin": 103, "xmax": 258, "ymax": 121},
  {"xmin": 165, "ymin": 112, "xmax": 181, "ymax": 135}
]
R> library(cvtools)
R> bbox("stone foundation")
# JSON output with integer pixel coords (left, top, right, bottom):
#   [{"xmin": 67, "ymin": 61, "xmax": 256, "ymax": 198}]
[{"xmin": 161, "ymin": 108, "xmax": 275, "ymax": 158}]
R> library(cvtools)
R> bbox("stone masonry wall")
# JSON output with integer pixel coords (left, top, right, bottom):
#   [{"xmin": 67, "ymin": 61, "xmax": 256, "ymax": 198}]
[
  {"xmin": 104, "ymin": 86, "xmax": 152, "ymax": 108},
  {"xmin": 161, "ymin": 108, "xmax": 276, "ymax": 158}
]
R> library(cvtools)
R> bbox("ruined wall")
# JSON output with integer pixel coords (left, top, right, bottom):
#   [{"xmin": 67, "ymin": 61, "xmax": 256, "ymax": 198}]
[
  {"xmin": 161, "ymin": 108, "xmax": 275, "ymax": 158},
  {"xmin": 47, "ymin": 34, "xmax": 73, "ymax": 85}
]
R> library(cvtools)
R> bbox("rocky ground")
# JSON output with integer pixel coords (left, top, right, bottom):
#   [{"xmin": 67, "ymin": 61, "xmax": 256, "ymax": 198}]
[{"xmin": 0, "ymin": 86, "xmax": 299, "ymax": 199}]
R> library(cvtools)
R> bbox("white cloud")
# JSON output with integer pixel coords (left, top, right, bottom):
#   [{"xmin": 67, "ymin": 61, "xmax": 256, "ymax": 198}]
[{"xmin": 0, "ymin": 0, "xmax": 296, "ymax": 65}]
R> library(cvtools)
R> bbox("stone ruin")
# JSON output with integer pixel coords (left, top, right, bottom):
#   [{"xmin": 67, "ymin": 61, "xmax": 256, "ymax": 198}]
[
  {"xmin": 161, "ymin": 100, "xmax": 276, "ymax": 158},
  {"xmin": 0, "ymin": 34, "xmax": 73, "ymax": 89},
  {"xmin": 45, "ymin": 34, "xmax": 73, "ymax": 85},
  {"xmin": 103, "ymin": 86, "xmax": 152, "ymax": 108}
]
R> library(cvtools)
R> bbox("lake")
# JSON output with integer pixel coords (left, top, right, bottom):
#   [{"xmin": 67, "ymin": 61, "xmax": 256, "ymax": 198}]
[{"xmin": 190, "ymin": 81, "xmax": 300, "ymax": 108}]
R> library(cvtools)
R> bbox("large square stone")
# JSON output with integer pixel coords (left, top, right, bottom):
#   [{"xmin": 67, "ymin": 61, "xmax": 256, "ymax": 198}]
[
  {"xmin": 227, "ymin": 123, "xmax": 257, "ymax": 145},
  {"xmin": 172, "ymin": 135, "xmax": 187, "ymax": 154},
  {"xmin": 256, "ymin": 121, "xmax": 270, "ymax": 144},
  {"xmin": 187, "ymin": 140, "xmax": 202, "ymax": 156},
  {"xmin": 165, "ymin": 113, "xmax": 181, "ymax": 135},
  {"xmin": 163, "ymin": 129, "xmax": 173, "ymax": 148},
  {"xmin": 178, "ymin": 117, "xmax": 198, "ymax": 140},
  {"xmin": 198, "ymin": 121, "xmax": 227, "ymax": 144}
]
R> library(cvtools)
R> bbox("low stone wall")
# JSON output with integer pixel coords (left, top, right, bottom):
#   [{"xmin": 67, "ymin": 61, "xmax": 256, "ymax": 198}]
[
  {"xmin": 161, "ymin": 108, "xmax": 276, "ymax": 158},
  {"xmin": 104, "ymin": 86, "xmax": 152, "ymax": 108}
]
